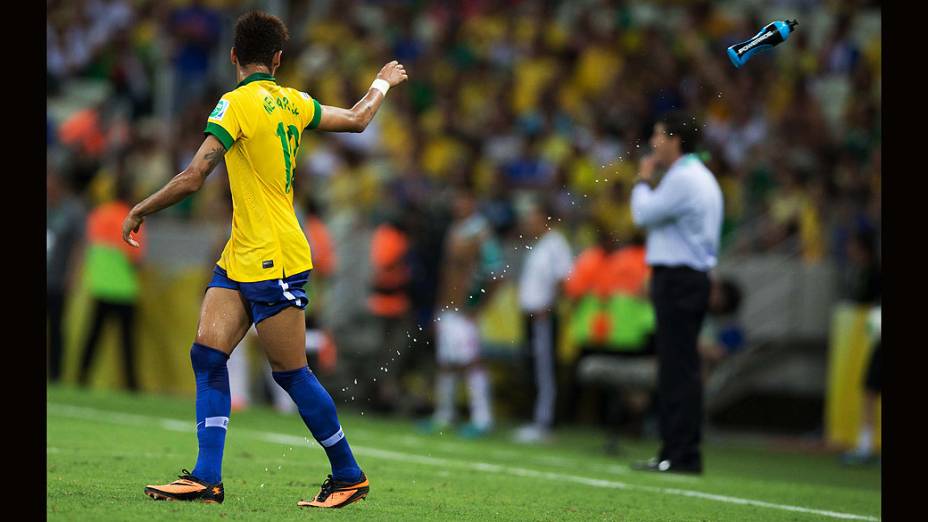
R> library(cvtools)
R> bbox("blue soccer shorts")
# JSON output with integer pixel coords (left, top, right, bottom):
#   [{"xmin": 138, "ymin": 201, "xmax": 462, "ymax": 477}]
[{"xmin": 206, "ymin": 265, "xmax": 310, "ymax": 325}]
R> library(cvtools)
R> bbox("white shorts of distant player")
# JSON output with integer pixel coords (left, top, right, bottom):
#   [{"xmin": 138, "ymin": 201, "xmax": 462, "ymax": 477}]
[
  {"xmin": 433, "ymin": 309, "xmax": 492, "ymax": 429},
  {"xmin": 435, "ymin": 310, "xmax": 481, "ymax": 365}
]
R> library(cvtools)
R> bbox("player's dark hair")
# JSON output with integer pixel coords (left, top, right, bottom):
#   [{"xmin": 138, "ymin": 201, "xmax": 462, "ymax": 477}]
[
  {"xmin": 657, "ymin": 111, "xmax": 701, "ymax": 154},
  {"xmin": 233, "ymin": 11, "xmax": 289, "ymax": 69}
]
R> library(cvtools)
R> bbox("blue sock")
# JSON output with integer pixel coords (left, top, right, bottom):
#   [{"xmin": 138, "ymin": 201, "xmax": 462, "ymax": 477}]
[
  {"xmin": 272, "ymin": 367, "xmax": 362, "ymax": 482},
  {"xmin": 190, "ymin": 343, "xmax": 231, "ymax": 485}
]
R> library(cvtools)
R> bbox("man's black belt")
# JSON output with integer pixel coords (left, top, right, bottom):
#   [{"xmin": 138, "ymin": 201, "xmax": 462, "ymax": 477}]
[{"xmin": 650, "ymin": 264, "xmax": 707, "ymax": 275}]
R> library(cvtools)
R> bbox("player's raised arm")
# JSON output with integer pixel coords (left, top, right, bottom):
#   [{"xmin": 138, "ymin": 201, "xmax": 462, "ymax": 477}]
[
  {"xmin": 121, "ymin": 134, "xmax": 226, "ymax": 247},
  {"xmin": 316, "ymin": 60, "xmax": 407, "ymax": 133}
]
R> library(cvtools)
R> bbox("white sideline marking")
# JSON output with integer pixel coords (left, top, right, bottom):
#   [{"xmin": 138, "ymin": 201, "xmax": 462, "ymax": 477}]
[
  {"xmin": 259, "ymin": 432, "xmax": 313, "ymax": 447},
  {"xmin": 161, "ymin": 419, "xmax": 192, "ymax": 432},
  {"xmin": 47, "ymin": 403, "xmax": 878, "ymax": 521},
  {"xmin": 357, "ymin": 430, "xmax": 655, "ymax": 479}
]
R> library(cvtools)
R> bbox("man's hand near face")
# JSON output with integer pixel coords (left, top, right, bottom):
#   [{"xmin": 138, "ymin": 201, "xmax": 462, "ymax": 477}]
[{"xmin": 636, "ymin": 154, "xmax": 658, "ymax": 185}]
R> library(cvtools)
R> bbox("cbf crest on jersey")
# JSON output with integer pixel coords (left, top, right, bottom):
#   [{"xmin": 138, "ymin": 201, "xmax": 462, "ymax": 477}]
[{"xmin": 210, "ymin": 99, "xmax": 230, "ymax": 120}]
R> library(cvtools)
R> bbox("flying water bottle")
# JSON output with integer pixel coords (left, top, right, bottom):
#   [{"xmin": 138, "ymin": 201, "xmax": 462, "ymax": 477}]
[{"xmin": 727, "ymin": 19, "xmax": 799, "ymax": 68}]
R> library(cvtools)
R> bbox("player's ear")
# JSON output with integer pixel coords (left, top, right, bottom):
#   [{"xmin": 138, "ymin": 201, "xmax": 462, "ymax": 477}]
[
  {"xmin": 230, "ymin": 48, "xmax": 237, "ymax": 66},
  {"xmin": 272, "ymin": 50, "xmax": 282, "ymax": 71}
]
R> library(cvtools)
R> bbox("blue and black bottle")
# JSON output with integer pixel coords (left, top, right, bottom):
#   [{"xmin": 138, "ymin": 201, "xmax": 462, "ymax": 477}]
[{"xmin": 727, "ymin": 20, "xmax": 798, "ymax": 68}]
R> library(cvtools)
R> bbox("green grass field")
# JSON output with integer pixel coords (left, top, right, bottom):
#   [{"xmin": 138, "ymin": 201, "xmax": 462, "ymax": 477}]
[{"xmin": 47, "ymin": 386, "xmax": 880, "ymax": 521}]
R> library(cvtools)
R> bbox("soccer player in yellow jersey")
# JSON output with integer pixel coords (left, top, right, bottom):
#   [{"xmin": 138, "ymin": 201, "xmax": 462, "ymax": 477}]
[{"xmin": 121, "ymin": 11, "xmax": 406, "ymax": 508}]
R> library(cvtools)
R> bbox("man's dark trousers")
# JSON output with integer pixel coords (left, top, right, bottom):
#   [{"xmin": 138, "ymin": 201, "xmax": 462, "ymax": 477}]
[{"xmin": 650, "ymin": 265, "xmax": 710, "ymax": 469}]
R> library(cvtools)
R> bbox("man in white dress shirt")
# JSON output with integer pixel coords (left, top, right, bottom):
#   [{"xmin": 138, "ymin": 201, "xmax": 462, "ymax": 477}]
[
  {"xmin": 514, "ymin": 198, "xmax": 574, "ymax": 443},
  {"xmin": 630, "ymin": 111, "xmax": 723, "ymax": 474}
]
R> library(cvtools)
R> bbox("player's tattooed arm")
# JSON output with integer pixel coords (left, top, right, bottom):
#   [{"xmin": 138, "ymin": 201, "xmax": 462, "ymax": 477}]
[
  {"xmin": 317, "ymin": 60, "xmax": 408, "ymax": 133},
  {"xmin": 202, "ymin": 145, "xmax": 226, "ymax": 172},
  {"xmin": 121, "ymin": 135, "xmax": 226, "ymax": 247}
]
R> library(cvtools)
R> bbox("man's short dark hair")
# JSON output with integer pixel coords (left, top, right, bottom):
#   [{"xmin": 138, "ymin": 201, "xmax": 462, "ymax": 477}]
[
  {"xmin": 657, "ymin": 111, "xmax": 701, "ymax": 154},
  {"xmin": 234, "ymin": 11, "xmax": 289, "ymax": 69}
]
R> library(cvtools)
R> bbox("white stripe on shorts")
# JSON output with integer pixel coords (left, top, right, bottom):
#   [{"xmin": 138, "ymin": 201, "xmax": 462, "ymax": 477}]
[{"xmin": 279, "ymin": 279, "xmax": 300, "ymax": 307}]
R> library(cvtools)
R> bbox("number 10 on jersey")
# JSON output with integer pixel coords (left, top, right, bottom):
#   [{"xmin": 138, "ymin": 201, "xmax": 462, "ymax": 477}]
[{"xmin": 275, "ymin": 122, "xmax": 300, "ymax": 193}]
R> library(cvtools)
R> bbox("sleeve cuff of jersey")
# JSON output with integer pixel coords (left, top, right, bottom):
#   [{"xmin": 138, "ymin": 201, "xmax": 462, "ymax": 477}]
[
  {"xmin": 204, "ymin": 122, "xmax": 234, "ymax": 150},
  {"xmin": 307, "ymin": 99, "xmax": 322, "ymax": 129}
]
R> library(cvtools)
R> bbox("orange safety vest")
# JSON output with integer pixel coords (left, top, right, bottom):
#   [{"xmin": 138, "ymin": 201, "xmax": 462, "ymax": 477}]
[
  {"xmin": 87, "ymin": 201, "xmax": 144, "ymax": 261},
  {"xmin": 303, "ymin": 215, "xmax": 336, "ymax": 277},
  {"xmin": 367, "ymin": 224, "xmax": 411, "ymax": 317},
  {"xmin": 564, "ymin": 245, "xmax": 649, "ymax": 299},
  {"xmin": 59, "ymin": 108, "xmax": 107, "ymax": 157},
  {"xmin": 564, "ymin": 245, "xmax": 651, "ymax": 344}
]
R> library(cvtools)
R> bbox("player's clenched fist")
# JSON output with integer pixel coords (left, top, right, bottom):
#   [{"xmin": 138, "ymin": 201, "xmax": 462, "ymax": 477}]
[{"xmin": 377, "ymin": 60, "xmax": 408, "ymax": 87}]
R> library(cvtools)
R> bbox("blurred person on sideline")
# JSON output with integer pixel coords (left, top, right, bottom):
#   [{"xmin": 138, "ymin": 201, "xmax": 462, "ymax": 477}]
[
  {"xmin": 843, "ymin": 228, "xmax": 880, "ymax": 305},
  {"xmin": 168, "ymin": 0, "xmax": 221, "ymax": 113},
  {"xmin": 424, "ymin": 181, "xmax": 505, "ymax": 438},
  {"xmin": 367, "ymin": 213, "xmax": 414, "ymax": 413},
  {"xmin": 564, "ymin": 227, "xmax": 654, "ymax": 353},
  {"xmin": 842, "ymin": 304, "xmax": 880, "ymax": 466},
  {"xmin": 47, "ymin": 165, "xmax": 86, "ymax": 383},
  {"xmin": 841, "ymin": 229, "xmax": 881, "ymax": 465},
  {"xmin": 563, "ymin": 226, "xmax": 655, "ymax": 448},
  {"xmin": 513, "ymin": 197, "xmax": 573, "ymax": 444},
  {"xmin": 302, "ymin": 199, "xmax": 339, "ymax": 377},
  {"xmin": 697, "ymin": 278, "xmax": 745, "ymax": 374},
  {"xmin": 77, "ymin": 173, "xmax": 144, "ymax": 391},
  {"xmin": 630, "ymin": 112, "xmax": 723, "ymax": 475}
]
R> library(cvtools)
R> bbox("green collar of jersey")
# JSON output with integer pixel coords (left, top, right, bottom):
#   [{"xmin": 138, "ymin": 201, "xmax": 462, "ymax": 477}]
[{"xmin": 237, "ymin": 72, "xmax": 277, "ymax": 88}]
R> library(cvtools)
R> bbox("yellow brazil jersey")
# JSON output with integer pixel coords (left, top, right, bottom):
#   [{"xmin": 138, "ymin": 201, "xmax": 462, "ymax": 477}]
[{"xmin": 204, "ymin": 72, "xmax": 322, "ymax": 282}]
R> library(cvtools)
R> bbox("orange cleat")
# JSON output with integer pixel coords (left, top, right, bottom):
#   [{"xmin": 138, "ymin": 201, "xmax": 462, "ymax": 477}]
[
  {"xmin": 297, "ymin": 473, "xmax": 369, "ymax": 508},
  {"xmin": 144, "ymin": 469, "xmax": 224, "ymax": 504}
]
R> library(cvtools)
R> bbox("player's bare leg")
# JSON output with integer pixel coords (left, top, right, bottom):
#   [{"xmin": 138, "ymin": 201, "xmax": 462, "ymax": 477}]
[
  {"xmin": 196, "ymin": 287, "xmax": 253, "ymax": 354},
  {"xmin": 257, "ymin": 307, "xmax": 368, "ymax": 508},
  {"xmin": 145, "ymin": 288, "xmax": 251, "ymax": 503},
  {"xmin": 255, "ymin": 307, "xmax": 311, "ymax": 371}
]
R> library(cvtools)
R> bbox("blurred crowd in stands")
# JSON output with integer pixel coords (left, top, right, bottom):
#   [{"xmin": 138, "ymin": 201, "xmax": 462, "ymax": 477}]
[
  {"xmin": 48, "ymin": 0, "xmax": 880, "ymax": 433},
  {"xmin": 48, "ymin": 0, "xmax": 881, "ymax": 260}
]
